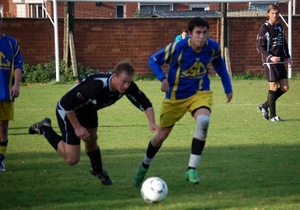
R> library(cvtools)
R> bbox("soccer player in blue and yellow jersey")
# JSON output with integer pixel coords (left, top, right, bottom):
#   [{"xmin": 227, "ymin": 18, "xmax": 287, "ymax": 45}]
[
  {"xmin": 0, "ymin": 13, "xmax": 24, "ymax": 172},
  {"xmin": 134, "ymin": 17, "xmax": 233, "ymax": 185}
]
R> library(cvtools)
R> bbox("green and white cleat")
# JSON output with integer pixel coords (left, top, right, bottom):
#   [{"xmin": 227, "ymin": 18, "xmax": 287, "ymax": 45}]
[
  {"xmin": 185, "ymin": 169, "xmax": 200, "ymax": 184},
  {"xmin": 133, "ymin": 165, "xmax": 148, "ymax": 187}
]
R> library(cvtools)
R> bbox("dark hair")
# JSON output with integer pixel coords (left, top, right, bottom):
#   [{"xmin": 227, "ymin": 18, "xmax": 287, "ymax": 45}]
[
  {"xmin": 188, "ymin": 17, "xmax": 209, "ymax": 32},
  {"xmin": 181, "ymin": 29, "xmax": 187, "ymax": 33},
  {"xmin": 112, "ymin": 61, "xmax": 135, "ymax": 76},
  {"xmin": 268, "ymin": 4, "xmax": 280, "ymax": 13}
]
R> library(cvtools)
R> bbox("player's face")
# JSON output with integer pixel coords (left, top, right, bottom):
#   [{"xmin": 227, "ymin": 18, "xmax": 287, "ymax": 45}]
[
  {"xmin": 112, "ymin": 72, "xmax": 133, "ymax": 93},
  {"xmin": 181, "ymin": 32, "xmax": 187, "ymax": 39},
  {"xmin": 189, "ymin": 26, "xmax": 208, "ymax": 50},
  {"xmin": 268, "ymin": 9, "xmax": 279, "ymax": 24}
]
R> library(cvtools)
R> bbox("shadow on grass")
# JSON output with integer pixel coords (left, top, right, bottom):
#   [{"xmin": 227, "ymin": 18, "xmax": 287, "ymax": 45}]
[{"xmin": 1, "ymin": 143, "xmax": 300, "ymax": 210}]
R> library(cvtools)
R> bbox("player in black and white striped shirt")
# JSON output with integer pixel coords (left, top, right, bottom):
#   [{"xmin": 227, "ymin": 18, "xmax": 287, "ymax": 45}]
[
  {"xmin": 256, "ymin": 4, "xmax": 293, "ymax": 122},
  {"xmin": 29, "ymin": 61, "xmax": 159, "ymax": 185}
]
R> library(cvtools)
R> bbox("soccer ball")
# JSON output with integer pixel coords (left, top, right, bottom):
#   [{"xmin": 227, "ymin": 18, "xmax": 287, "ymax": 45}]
[{"xmin": 140, "ymin": 177, "xmax": 168, "ymax": 203}]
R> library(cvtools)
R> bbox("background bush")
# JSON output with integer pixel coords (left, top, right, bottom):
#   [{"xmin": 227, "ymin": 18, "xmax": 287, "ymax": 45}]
[{"xmin": 22, "ymin": 60, "xmax": 97, "ymax": 84}]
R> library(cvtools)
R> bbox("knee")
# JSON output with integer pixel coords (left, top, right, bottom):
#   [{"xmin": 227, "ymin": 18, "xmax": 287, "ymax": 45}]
[
  {"xmin": 65, "ymin": 157, "xmax": 80, "ymax": 166},
  {"xmin": 194, "ymin": 115, "xmax": 210, "ymax": 140},
  {"xmin": 281, "ymin": 86, "xmax": 289, "ymax": 92}
]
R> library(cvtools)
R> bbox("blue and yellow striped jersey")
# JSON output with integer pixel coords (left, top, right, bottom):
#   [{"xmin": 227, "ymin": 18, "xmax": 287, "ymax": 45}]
[
  {"xmin": 0, "ymin": 34, "xmax": 23, "ymax": 101},
  {"xmin": 149, "ymin": 38, "xmax": 232, "ymax": 100}
]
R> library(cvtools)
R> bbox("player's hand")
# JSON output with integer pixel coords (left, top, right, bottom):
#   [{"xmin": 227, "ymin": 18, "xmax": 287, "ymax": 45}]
[
  {"xmin": 270, "ymin": 56, "xmax": 281, "ymax": 63},
  {"xmin": 288, "ymin": 59, "xmax": 293, "ymax": 67},
  {"xmin": 10, "ymin": 85, "xmax": 20, "ymax": 98},
  {"xmin": 75, "ymin": 126, "xmax": 90, "ymax": 141},
  {"xmin": 226, "ymin": 93, "xmax": 233, "ymax": 103},
  {"xmin": 150, "ymin": 123, "xmax": 160, "ymax": 133},
  {"xmin": 161, "ymin": 79, "xmax": 169, "ymax": 92}
]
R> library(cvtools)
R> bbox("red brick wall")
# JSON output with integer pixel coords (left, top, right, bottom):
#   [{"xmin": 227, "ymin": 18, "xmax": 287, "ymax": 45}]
[
  {"xmin": 1, "ymin": 17, "xmax": 299, "ymax": 76},
  {"xmin": 46, "ymin": 2, "xmax": 138, "ymax": 18},
  {"xmin": 173, "ymin": 3, "xmax": 190, "ymax": 11}
]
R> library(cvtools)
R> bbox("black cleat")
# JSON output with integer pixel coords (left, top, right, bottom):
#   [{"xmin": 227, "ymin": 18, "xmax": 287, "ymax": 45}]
[
  {"xmin": 29, "ymin": 118, "xmax": 51, "ymax": 135},
  {"xmin": 90, "ymin": 167, "xmax": 113, "ymax": 186},
  {"xmin": 257, "ymin": 104, "xmax": 269, "ymax": 120}
]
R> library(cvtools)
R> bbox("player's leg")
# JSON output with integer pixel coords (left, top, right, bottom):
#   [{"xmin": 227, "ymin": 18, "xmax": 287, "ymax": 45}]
[
  {"xmin": 269, "ymin": 75, "xmax": 288, "ymax": 122},
  {"xmin": 134, "ymin": 126, "xmax": 173, "ymax": 186},
  {"xmin": 273, "ymin": 65, "xmax": 289, "ymax": 102},
  {"xmin": 28, "ymin": 107, "xmax": 81, "ymax": 165},
  {"xmin": 258, "ymin": 65, "xmax": 273, "ymax": 120},
  {"xmin": 268, "ymin": 65, "xmax": 288, "ymax": 122},
  {"xmin": 0, "ymin": 101, "xmax": 14, "ymax": 172},
  {"xmin": 134, "ymin": 98, "xmax": 185, "ymax": 186},
  {"xmin": 85, "ymin": 127, "xmax": 113, "ymax": 186},
  {"xmin": 267, "ymin": 81, "xmax": 278, "ymax": 120},
  {"xmin": 185, "ymin": 91, "xmax": 212, "ymax": 184},
  {"xmin": 277, "ymin": 77, "xmax": 289, "ymax": 98},
  {"xmin": 0, "ymin": 120, "xmax": 8, "ymax": 172}
]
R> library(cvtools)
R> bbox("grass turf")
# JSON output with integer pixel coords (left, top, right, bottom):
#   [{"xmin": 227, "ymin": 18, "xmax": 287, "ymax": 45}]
[{"xmin": 1, "ymin": 79, "xmax": 300, "ymax": 210}]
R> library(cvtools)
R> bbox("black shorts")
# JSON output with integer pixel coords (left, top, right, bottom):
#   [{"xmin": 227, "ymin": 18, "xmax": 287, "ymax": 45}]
[
  {"xmin": 264, "ymin": 63, "xmax": 287, "ymax": 82},
  {"xmin": 56, "ymin": 105, "xmax": 98, "ymax": 145}
]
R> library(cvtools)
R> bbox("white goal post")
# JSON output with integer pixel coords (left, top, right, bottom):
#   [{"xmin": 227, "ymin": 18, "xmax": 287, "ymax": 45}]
[{"xmin": 48, "ymin": 0, "xmax": 292, "ymax": 81}]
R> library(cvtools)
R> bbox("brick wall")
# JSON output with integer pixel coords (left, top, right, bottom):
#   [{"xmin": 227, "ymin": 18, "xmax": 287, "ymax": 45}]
[{"xmin": 2, "ymin": 17, "xmax": 299, "ymax": 76}]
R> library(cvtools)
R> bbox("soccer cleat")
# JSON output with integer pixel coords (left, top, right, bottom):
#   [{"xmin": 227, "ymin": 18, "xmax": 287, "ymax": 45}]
[
  {"xmin": 28, "ymin": 118, "xmax": 51, "ymax": 135},
  {"xmin": 185, "ymin": 169, "xmax": 200, "ymax": 184},
  {"xmin": 270, "ymin": 116, "xmax": 284, "ymax": 122},
  {"xmin": 0, "ymin": 162, "xmax": 6, "ymax": 172},
  {"xmin": 90, "ymin": 167, "xmax": 113, "ymax": 186},
  {"xmin": 257, "ymin": 104, "xmax": 269, "ymax": 120},
  {"xmin": 133, "ymin": 165, "xmax": 148, "ymax": 186}
]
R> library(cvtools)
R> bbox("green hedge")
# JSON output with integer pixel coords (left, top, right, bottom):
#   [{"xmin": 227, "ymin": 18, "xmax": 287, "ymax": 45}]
[{"xmin": 22, "ymin": 60, "xmax": 97, "ymax": 84}]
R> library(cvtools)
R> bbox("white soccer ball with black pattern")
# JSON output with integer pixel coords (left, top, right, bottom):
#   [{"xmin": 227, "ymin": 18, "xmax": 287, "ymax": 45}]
[{"xmin": 140, "ymin": 177, "xmax": 168, "ymax": 203}]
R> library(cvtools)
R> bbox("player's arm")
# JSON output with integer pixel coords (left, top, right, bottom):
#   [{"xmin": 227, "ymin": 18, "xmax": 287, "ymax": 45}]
[
  {"xmin": 11, "ymin": 40, "xmax": 24, "ymax": 99},
  {"xmin": 256, "ymin": 26, "xmax": 273, "ymax": 62},
  {"xmin": 283, "ymin": 36, "xmax": 293, "ymax": 67},
  {"xmin": 66, "ymin": 111, "xmax": 90, "ymax": 141},
  {"xmin": 149, "ymin": 44, "xmax": 175, "ymax": 92},
  {"xmin": 211, "ymin": 48, "xmax": 233, "ymax": 103},
  {"xmin": 10, "ymin": 68, "xmax": 22, "ymax": 99},
  {"xmin": 125, "ymin": 82, "xmax": 159, "ymax": 132},
  {"xmin": 282, "ymin": 28, "xmax": 292, "ymax": 66},
  {"xmin": 148, "ymin": 46, "xmax": 170, "ymax": 82},
  {"xmin": 144, "ymin": 108, "xmax": 159, "ymax": 133}
]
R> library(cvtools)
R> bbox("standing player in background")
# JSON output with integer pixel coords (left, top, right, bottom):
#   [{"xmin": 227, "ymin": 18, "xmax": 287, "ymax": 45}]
[
  {"xmin": 29, "ymin": 61, "xmax": 159, "ymax": 185},
  {"xmin": 0, "ymin": 13, "xmax": 24, "ymax": 172},
  {"xmin": 134, "ymin": 17, "xmax": 233, "ymax": 186},
  {"xmin": 256, "ymin": 4, "xmax": 293, "ymax": 122},
  {"xmin": 175, "ymin": 29, "xmax": 188, "ymax": 41}
]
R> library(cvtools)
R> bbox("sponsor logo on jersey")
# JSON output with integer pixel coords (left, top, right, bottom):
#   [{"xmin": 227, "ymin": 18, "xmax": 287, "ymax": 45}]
[{"xmin": 77, "ymin": 92, "xmax": 84, "ymax": 100}]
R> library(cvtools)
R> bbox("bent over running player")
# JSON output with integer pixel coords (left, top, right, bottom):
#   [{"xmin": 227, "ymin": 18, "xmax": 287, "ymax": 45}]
[
  {"xmin": 133, "ymin": 17, "xmax": 233, "ymax": 186},
  {"xmin": 29, "ymin": 61, "xmax": 159, "ymax": 185}
]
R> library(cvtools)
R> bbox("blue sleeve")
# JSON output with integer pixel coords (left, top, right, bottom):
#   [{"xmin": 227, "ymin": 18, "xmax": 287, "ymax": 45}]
[
  {"xmin": 211, "ymin": 49, "xmax": 232, "ymax": 94},
  {"xmin": 148, "ymin": 46, "xmax": 168, "ymax": 81},
  {"xmin": 13, "ymin": 39, "xmax": 24, "ymax": 71}
]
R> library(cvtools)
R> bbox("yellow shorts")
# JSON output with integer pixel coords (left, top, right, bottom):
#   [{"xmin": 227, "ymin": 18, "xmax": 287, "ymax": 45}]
[
  {"xmin": 0, "ymin": 101, "xmax": 14, "ymax": 121},
  {"xmin": 159, "ymin": 91, "xmax": 213, "ymax": 127}
]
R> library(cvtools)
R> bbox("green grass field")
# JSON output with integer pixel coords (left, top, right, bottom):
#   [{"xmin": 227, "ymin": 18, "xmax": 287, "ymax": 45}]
[{"xmin": 1, "ymin": 79, "xmax": 300, "ymax": 210}]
